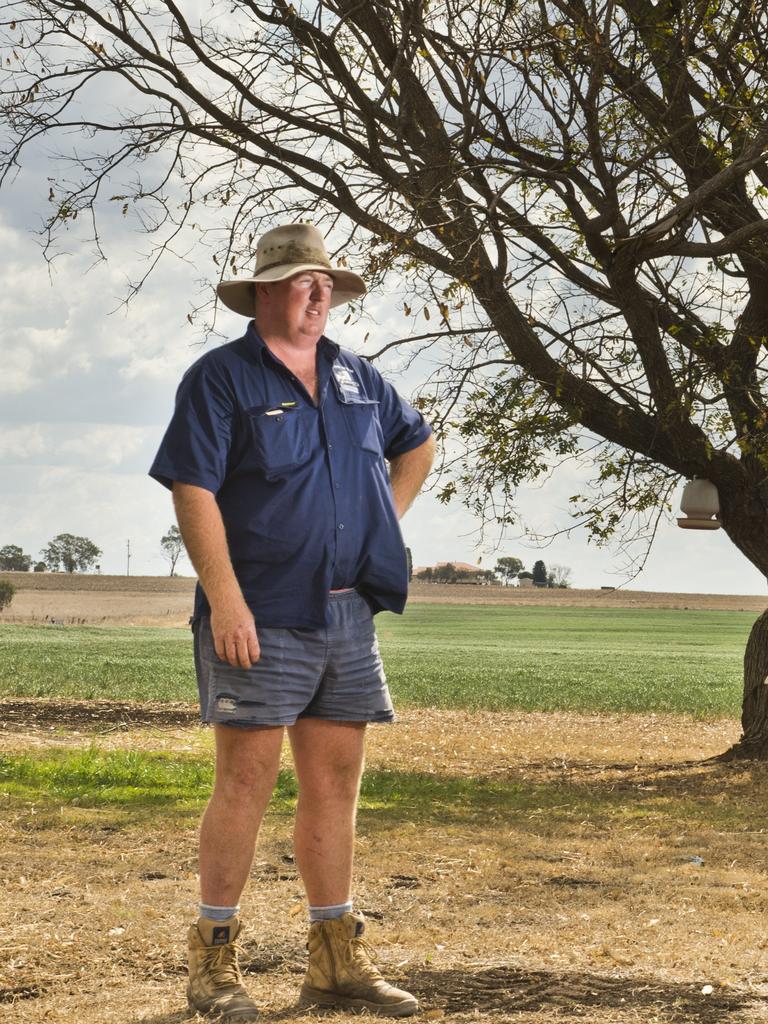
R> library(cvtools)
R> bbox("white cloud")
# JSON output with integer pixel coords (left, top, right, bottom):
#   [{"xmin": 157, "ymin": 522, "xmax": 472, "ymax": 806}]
[
  {"xmin": 0, "ymin": 423, "xmax": 151, "ymax": 469},
  {"xmin": 0, "ymin": 209, "xmax": 207, "ymax": 405},
  {"xmin": 0, "ymin": 424, "xmax": 46, "ymax": 458},
  {"xmin": 59, "ymin": 425, "xmax": 149, "ymax": 465},
  {"xmin": 120, "ymin": 343, "xmax": 203, "ymax": 383},
  {"xmin": 0, "ymin": 349, "xmax": 37, "ymax": 394}
]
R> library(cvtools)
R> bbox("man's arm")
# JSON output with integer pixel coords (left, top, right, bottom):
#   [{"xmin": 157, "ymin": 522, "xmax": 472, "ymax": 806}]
[
  {"xmin": 388, "ymin": 434, "xmax": 436, "ymax": 519},
  {"xmin": 172, "ymin": 482, "xmax": 260, "ymax": 669}
]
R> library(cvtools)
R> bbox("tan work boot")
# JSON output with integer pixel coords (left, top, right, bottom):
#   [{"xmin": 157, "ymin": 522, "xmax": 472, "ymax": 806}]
[
  {"xmin": 299, "ymin": 911, "xmax": 418, "ymax": 1017},
  {"xmin": 187, "ymin": 916, "xmax": 260, "ymax": 1021}
]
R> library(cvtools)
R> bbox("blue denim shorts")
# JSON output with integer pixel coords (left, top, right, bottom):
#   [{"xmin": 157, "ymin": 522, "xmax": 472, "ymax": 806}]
[{"xmin": 192, "ymin": 590, "xmax": 395, "ymax": 727}]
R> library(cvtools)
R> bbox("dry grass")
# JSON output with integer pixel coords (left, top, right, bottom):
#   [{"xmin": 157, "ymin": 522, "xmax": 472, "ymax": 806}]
[
  {"xmin": 1, "ymin": 703, "xmax": 767, "ymax": 1024},
  {"xmin": 1, "ymin": 589, "xmax": 193, "ymax": 626},
  {"xmin": 0, "ymin": 573, "xmax": 197, "ymax": 626},
  {"xmin": 1, "ymin": 573, "xmax": 766, "ymax": 626}
]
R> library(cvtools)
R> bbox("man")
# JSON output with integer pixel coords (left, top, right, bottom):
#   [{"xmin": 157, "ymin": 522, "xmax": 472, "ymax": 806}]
[{"xmin": 149, "ymin": 223, "xmax": 435, "ymax": 1020}]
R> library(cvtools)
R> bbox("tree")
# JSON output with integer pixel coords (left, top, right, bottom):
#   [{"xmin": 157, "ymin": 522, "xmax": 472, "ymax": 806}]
[
  {"xmin": 0, "ymin": 581, "xmax": 16, "ymax": 612},
  {"xmin": 433, "ymin": 563, "xmax": 458, "ymax": 584},
  {"xmin": 40, "ymin": 534, "xmax": 102, "ymax": 574},
  {"xmin": 415, "ymin": 567, "xmax": 433, "ymax": 582},
  {"xmin": 3, "ymin": 2, "xmax": 768, "ymax": 754},
  {"xmin": 495, "ymin": 557, "xmax": 524, "ymax": 586},
  {"xmin": 33, "ymin": 561, "xmax": 47, "ymax": 573},
  {"xmin": 0, "ymin": 545, "xmax": 31, "ymax": 572},
  {"xmin": 532, "ymin": 560, "xmax": 548, "ymax": 588},
  {"xmin": 161, "ymin": 524, "xmax": 185, "ymax": 577},
  {"xmin": 548, "ymin": 564, "xmax": 573, "ymax": 589},
  {"xmin": 405, "ymin": 546, "xmax": 413, "ymax": 583},
  {"xmin": 454, "ymin": 568, "xmax": 478, "ymax": 582}
]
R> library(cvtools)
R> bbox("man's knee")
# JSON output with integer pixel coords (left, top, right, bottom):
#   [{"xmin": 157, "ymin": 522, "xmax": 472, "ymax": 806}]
[
  {"xmin": 213, "ymin": 735, "xmax": 282, "ymax": 803},
  {"xmin": 298, "ymin": 759, "xmax": 363, "ymax": 805},
  {"xmin": 215, "ymin": 757, "xmax": 279, "ymax": 796}
]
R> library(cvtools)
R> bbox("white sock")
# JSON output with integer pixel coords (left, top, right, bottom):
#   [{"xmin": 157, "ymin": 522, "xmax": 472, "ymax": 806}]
[
  {"xmin": 308, "ymin": 901, "xmax": 353, "ymax": 922},
  {"xmin": 199, "ymin": 903, "xmax": 240, "ymax": 922}
]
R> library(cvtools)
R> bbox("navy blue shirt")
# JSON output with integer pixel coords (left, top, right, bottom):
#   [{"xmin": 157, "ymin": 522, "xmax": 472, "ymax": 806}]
[{"xmin": 149, "ymin": 323, "xmax": 432, "ymax": 628}]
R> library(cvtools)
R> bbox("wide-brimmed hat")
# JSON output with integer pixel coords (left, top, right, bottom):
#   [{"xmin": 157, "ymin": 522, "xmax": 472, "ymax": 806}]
[{"xmin": 217, "ymin": 223, "xmax": 367, "ymax": 316}]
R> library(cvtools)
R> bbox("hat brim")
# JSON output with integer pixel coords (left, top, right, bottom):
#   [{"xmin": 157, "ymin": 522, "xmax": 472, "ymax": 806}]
[{"xmin": 217, "ymin": 264, "xmax": 367, "ymax": 316}]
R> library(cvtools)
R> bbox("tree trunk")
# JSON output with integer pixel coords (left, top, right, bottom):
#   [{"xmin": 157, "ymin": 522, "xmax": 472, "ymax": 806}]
[
  {"xmin": 720, "ymin": 609, "xmax": 768, "ymax": 760},
  {"xmin": 710, "ymin": 468, "xmax": 768, "ymax": 759}
]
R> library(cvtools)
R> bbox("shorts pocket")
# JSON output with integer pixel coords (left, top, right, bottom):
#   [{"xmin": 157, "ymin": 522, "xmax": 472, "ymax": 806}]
[{"xmin": 195, "ymin": 619, "xmax": 297, "ymax": 724}]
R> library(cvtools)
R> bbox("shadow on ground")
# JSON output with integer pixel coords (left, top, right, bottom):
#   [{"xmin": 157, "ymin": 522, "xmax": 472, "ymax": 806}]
[
  {"xmin": 406, "ymin": 964, "xmax": 752, "ymax": 1022},
  {"xmin": 129, "ymin": 962, "xmax": 755, "ymax": 1023}
]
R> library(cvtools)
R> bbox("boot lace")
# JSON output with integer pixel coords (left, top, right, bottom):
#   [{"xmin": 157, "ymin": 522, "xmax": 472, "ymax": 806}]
[
  {"xmin": 344, "ymin": 935, "xmax": 385, "ymax": 984},
  {"xmin": 200, "ymin": 940, "xmax": 244, "ymax": 989}
]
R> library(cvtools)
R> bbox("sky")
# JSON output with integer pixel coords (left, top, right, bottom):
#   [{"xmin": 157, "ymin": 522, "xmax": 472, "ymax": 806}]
[{"xmin": 2, "ymin": 166, "xmax": 766, "ymax": 595}]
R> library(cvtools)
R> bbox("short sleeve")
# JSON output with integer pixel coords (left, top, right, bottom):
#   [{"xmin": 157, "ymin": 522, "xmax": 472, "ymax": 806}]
[
  {"xmin": 148, "ymin": 356, "xmax": 234, "ymax": 493},
  {"xmin": 361, "ymin": 362, "xmax": 432, "ymax": 459}
]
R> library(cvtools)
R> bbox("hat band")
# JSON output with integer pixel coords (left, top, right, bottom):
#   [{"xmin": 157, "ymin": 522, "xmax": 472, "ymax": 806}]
[{"xmin": 257, "ymin": 245, "xmax": 332, "ymax": 275}]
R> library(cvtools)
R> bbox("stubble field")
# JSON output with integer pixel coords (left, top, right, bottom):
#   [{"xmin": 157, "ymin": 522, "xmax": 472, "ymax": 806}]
[
  {"xmin": 2, "ymin": 573, "xmax": 767, "ymax": 625},
  {"xmin": 1, "ymin": 576, "xmax": 767, "ymax": 1023}
]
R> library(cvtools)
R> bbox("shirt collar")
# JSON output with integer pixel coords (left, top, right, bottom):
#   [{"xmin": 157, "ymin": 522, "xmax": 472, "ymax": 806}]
[{"xmin": 245, "ymin": 321, "xmax": 340, "ymax": 363}]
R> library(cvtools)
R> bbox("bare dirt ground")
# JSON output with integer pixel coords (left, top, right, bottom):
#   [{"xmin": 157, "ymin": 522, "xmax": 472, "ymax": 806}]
[
  {"xmin": 2, "ymin": 702, "xmax": 767, "ymax": 1024},
  {"xmin": 2, "ymin": 573, "xmax": 766, "ymax": 625},
  {"xmin": 2, "ymin": 579, "xmax": 767, "ymax": 1021}
]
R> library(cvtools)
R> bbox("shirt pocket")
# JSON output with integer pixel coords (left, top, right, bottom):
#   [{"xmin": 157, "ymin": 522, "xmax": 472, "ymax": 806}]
[
  {"xmin": 244, "ymin": 405, "xmax": 313, "ymax": 475},
  {"xmin": 337, "ymin": 395, "xmax": 382, "ymax": 454}
]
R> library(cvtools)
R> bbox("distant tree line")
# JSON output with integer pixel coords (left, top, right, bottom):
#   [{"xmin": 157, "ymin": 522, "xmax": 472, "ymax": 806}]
[
  {"xmin": 0, "ymin": 535, "xmax": 102, "ymax": 574},
  {"xmin": 0, "ymin": 527, "xmax": 190, "ymax": 577},
  {"xmin": 3, "ymin": 532, "xmax": 575, "ymax": 587},
  {"xmin": 415, "ymin": 558, "xmax": 572, "ymax": 588},
  {"xmin": 416, "ymin": 564, "xmax": 499, "ymax": 585}
]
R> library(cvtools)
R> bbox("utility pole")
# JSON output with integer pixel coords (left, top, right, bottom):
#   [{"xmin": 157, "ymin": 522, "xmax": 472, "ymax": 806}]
[{"xmin": 126, "ymin": 539, "xmax": 131, "ymax": 576}]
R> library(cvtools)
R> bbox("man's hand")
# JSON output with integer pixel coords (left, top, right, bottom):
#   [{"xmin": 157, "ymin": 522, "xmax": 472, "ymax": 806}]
[
  {"xmin": 210, "ymin": 598, "xmax": 260, "ymax": 669},
  {"xmin": 172, "ymin": 483, "xmax": 261, "ymax": 669}
]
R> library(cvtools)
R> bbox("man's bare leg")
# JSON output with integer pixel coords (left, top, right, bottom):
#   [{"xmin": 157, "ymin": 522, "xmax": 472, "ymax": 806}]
[
  {"xmin": 290, "ymin": 718, "xmax": 418, "ymax": 1016},
  {"xmin": 188, "ymin": 723, "xmax": 285, "ymax": 1021},
  {"xmin": 288, "ymin": 718, "xmax": 366, "ymax": 905},
  {"xmin": 198, "ymin": 723, "xmax": 285, "ymax": 905}
]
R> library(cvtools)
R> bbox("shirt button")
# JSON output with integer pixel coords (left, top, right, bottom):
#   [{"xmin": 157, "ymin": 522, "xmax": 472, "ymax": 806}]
[
  {"xmin": 328, "ymin": 443, "xmax": 333, "ymax": 450},
  {"xmin": 338, "ymin": 523, "xmax": 345, "ymax": 530}
]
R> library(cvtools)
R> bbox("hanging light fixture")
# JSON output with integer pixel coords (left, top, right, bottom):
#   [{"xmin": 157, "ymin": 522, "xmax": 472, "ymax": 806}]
[{"xmin": 677, "ymin": 478, "xmax": 721, "ymax": 530}]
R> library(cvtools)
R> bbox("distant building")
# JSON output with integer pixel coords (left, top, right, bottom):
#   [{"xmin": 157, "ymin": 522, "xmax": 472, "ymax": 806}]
[{"xmin": 435, "ymin": 561, "xmax": 483, "ymax": 574}]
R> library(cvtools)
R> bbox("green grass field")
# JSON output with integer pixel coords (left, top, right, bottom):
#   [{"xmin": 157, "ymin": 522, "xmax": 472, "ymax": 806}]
[
  {"xmin": 378, "ymin": 604, "xmax": 751, "ymax": 716},
  {"xmin": 0, "ymin": 604, "xmax": 752, "ymax": 717}
]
